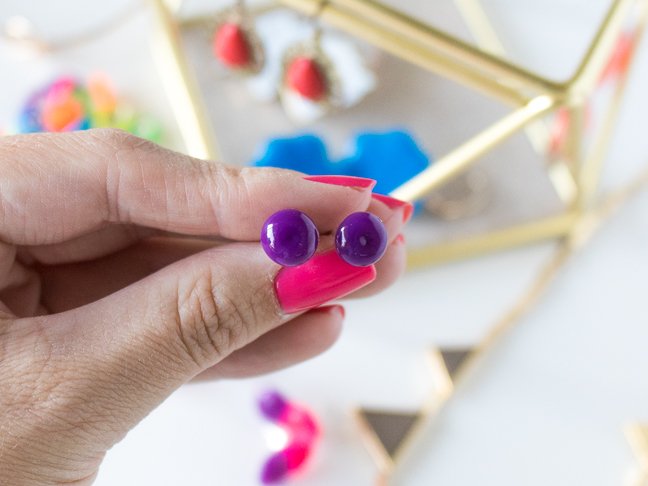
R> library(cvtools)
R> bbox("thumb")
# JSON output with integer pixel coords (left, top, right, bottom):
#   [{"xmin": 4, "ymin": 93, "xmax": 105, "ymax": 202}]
[{"xmin": 16, "ymin": 243, "xmax": 375, "ymax": 472}]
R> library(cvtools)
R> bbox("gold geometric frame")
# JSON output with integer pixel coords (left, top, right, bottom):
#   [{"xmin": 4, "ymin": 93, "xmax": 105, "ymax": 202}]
[
  {"xmin": 351, "ymin": 165, "xmax": 648, "ymax": 483},
  {"xmin": 145, "ymin": 1, "xmax": 648, "ymax": 483},
  {"xmin": 148, "ymin": 0, "xmax": 648, "ymax": 269},
  {"xmin": 627, "ymin": 424, "xmax": 648, "ymax": 485}
]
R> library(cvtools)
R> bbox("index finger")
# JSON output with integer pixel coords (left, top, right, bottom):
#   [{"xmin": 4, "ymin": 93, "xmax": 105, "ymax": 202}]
[{"xmin": 0, "ymin": 129, "xmax": 375, "ymax": 246}]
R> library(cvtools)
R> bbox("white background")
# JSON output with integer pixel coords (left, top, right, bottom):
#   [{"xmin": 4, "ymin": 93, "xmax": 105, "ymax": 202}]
[{"xmin": 1, "ymin": 1, "xmax": 647, "ymax": 485}]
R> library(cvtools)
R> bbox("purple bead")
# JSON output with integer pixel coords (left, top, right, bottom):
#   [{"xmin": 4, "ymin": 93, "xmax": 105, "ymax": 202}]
[
  {"xmin": 258, "ymin": 390, "xmax": 288, "ymax": 421},
  {"xmin": 335, "ymin": 212, "xmax": 387, "ymax": 267},
  {"xmin": 261, "ymin": 451, "xmax": 289, "ymax": 484},
  {"xmin": 261, "ymin": 209, "xmax": 319, "ymax": 267}
]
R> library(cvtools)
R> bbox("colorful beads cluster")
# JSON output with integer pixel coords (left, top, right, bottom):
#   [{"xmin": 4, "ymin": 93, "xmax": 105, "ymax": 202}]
[
  {"xmin": 258, "ymin": 390, "xmax": 320, "ymax": 484},
  {"xmin": 16, "ymin": 74, "xmax": 162, "ymax": 142}
]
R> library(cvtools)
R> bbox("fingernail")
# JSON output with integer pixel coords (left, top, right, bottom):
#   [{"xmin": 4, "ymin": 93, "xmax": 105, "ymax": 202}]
[
  {"xmin": 275, "ymin": 250, "xmax": 376, "ymax": 314},
  {"xmin": 304, "ymin": 175, "xmax": 376, "ymax": 190},
  {"xmin": 394, "ymin": 233, "xmax": 406, "ymax": 244},
  {"xmin": 372, "ymin": 193, "xmax": 414, "ymax": 223}
]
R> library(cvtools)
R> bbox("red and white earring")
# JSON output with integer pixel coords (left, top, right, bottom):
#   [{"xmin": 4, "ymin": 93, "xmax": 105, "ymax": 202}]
[
  {"xmin": 212, "ymin": 0, "xmax": 264, "ymax": 73},
  {"xmin": 279, "ymin": 8, "xmax": 341, "ymax": 122},
  {"xmin": 282, "ymin": 30, "xmax": 337, "ymax": 105}
]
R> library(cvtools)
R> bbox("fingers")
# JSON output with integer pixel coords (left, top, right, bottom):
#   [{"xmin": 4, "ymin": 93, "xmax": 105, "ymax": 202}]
[
  {"xmin": 37, "ymin": 193, "xmax": 411, "ymax": 312},
  {"xmin": 196, "ymin": 305, "xmax": 344, "ymax": 380},
  {"xmin": 345, "ymin": 235, "xmax": 407, "ymax": 299},
  {"xmin": 38, "ymin": 237, "xmax": 219, "ymax": 313},
  {"xmin": 0, "ymin": 130, "xmax": 373, "ymax": 246},
  {"xmin": 26, "ymin": 224, "xmax": 156, "ymax": 265},
  {"xmin": 0, "ymin": 260, "xmax": 42, "ymax": 317},
  {"xmin": 21, "ymin": 242, "xmax": 375, "ymax": 457}
]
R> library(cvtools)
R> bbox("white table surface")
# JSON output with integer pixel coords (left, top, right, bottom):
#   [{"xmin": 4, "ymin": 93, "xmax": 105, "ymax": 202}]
[{"xmin": 1, "ymin": 1, "xmax": 648, "ymax": 485}]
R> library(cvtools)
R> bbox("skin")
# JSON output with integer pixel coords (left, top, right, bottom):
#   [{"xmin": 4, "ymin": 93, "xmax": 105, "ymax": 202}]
[{"xmin": 0, "ymin": 129, "xmax": 407, "ymax": 485}]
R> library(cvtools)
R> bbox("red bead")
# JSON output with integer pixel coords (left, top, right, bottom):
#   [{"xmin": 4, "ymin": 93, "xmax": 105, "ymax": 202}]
[
  {"xmin": 286, "ymin": 57, "xmax": 327, "ymax": 101},
  {"xmin": 548, "ymin": 107, "xmax": 570, "ymax": 156},
  {"xmin": 600, "ymin": 32, "xmax": 635, "ymax": 84},
  {"xmin": 213, "ymin": 23, "xmax": 251, "ymax": 67}
]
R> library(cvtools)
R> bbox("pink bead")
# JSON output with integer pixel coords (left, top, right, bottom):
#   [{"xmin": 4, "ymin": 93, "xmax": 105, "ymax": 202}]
[
  {"xmin": 277, "ymin": 403, "xmax": 319, "ymax": 444},
  {"xmin": 283, "ymin": 442, "xmax": 310, "ymax": 471},
  {"xmin": 600, "ymin": 31, "xmax": 635, "ymax": 84}
]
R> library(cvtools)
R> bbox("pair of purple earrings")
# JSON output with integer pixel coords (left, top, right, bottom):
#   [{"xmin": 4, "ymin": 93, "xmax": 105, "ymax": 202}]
[{"xmin": 261, "ymin": 209, "xmax": 388, "ymax": 267}]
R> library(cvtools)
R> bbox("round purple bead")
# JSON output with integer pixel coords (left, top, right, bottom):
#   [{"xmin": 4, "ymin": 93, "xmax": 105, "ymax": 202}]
[
  {"xmin": 261, "ymin": 209, "xmax": 319, "ymax": 267},
  {"xmin": 335, "ymin": 212, "xmax": 387, "ymax": 267},
  {"xmin": 258, "ymin": 390, "xmax": 288, "ymax": 421},
  {"xmin": 261, "ymin": 451, "xmax": 289, "ymax": 484}
]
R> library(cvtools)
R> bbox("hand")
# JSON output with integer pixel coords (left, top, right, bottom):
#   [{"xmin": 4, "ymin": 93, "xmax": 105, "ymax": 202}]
[{"xmin": 0, "ymin": 129, "xmax": 409, "ymax": 485}]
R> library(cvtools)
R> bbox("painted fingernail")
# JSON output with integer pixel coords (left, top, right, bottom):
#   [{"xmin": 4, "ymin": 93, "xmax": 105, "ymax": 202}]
[
  {"xmin": 371, "ymin": 193, "xmax": 414, "ymax": 223},
  {"xmin": 394, "ymin": 233, "xmax": 406, "ymax": 244},
  {"xmin": 275, "ymin": 250, "xmax": 376, "ymax": 314},
  {"xmin": 304, "ymin": 175, "xmax": 376, "ymax": 190}
]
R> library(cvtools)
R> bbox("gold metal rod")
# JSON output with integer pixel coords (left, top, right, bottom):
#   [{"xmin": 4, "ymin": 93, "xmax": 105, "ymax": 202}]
[
  {"xmin": 578, "ymin": 79, "xmax": 628, "ymax": 208},
  {"xmin": 452, "ymin": 0, "xmax": 552, "ymax": 153},
  {"xmin": 279, "ymin": 0, "xmax": 531, "ymax": 105},
  {"xmin": 564, "ymin": 103, "xmax": 585, "ymax": 180},
  {"xmin": 625, "ymin": 424, "xmax": 648, "ymax": 469},
  {"xmin": 487, "ymin": 159, "xmax": 648, "ymax": 347},
  {"xmin": 453, "ymin": 0, "xmax": 549, "ymax": 146},
  {"xmin": 478, "ymin": 242, "xmax": 572, "ymax": 350},
  {"xmin": 326, "ymin": 0, "xmax": 565, "ymax": 96},
  {"xmin": 547, "ymin": 160, "xmax": 579, "ymax": 205},
  {"xmin": 569, "ymin": 0, "xmax": 638, "ymax": 97},
  {"xmin": 453, "ymin": 0, "xmax": 505, "ymax": 57},
  {"xmin": 453, "ymin": 0, "xmax": 578, "ymax": 206},
  {"xmin": 577, "ymin": 0, "xmax": 648, "ymax": 208},
  {"xmin": 163, "ymin": 0, "xmax": 184, "ymax": 15},
  {"xmin": 148, "ymin": 0, "xmax": 220, "ymax": 160},
  {"xmin": 391, "ymin": 95, "xmax": 557, "ymax": 202},
  {"xmin": 406, "ymin": 211, "xmax": 576, "ymax": 269},
  {"xmin": 394, "ymin": 164, "xmax": 648, "ymax": 478}
]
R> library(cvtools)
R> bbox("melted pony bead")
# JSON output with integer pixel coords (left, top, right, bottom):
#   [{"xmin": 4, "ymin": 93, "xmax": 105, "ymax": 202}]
[
  {"xmin": 261, "ymin": 451, "xmax": 290, "ymax": 484},
  {"xmin": 335, "ymin": 212, "xmax": 387, "ymax": 267},
  {"xmin": 258, "ymin": 390, "xmax": 289, "ymax": 421},
  {"xmin": 258, "ymin": 390, "xmax": 320, "ymax": 484},
  {"xmin": 261, "ymin": 209, "xmax": 319, "ymax": 267}
]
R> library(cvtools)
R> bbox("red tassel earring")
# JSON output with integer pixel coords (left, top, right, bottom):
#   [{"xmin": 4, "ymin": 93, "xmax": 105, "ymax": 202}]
[{"xmin": 212, "ymin": 0, "xmax": 264, "ymax": 73}]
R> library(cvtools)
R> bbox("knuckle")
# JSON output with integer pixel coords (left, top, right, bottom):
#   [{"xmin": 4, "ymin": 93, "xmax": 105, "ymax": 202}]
[
  {"xmin": 87, "ymin": 128, "xmax": 159, "ymax": 165},
  {"xmin": 86, "ymin": 127, "xmax": 140, "ymax": 149},
  {"xmin": 173, "ymin": 267, "xmax": 253, "ymax": 367},
  {"xmin": 198, "ymin": 162, "xmax": 244, "ymax": 234}
]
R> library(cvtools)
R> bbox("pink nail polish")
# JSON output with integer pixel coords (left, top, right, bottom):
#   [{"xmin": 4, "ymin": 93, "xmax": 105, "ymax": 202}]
[
  {"xmin": 372, "ymin": 193, "xmax": 414, "ymax": 223},
  {"xmin": 304, "ymin": 175, "xmax": 376, "ymax": 190},
  {"xmin": 275, "ymin": 250, "xmax": 376, "ymax": 314}
]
